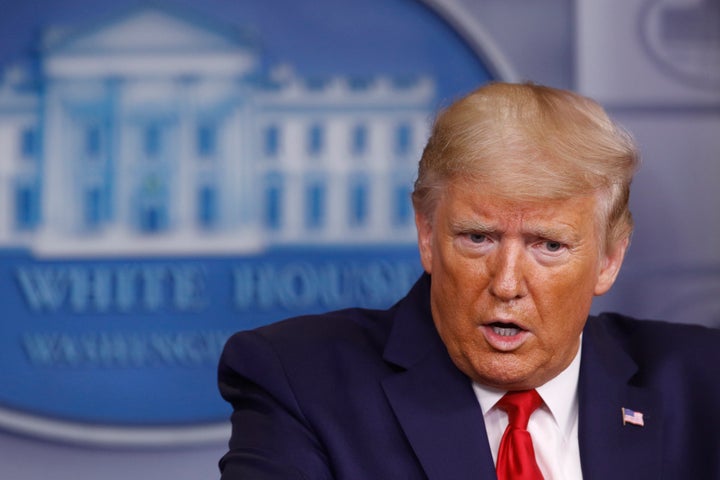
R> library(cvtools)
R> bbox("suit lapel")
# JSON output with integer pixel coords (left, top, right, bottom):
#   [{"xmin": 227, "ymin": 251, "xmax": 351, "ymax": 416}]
[
  {"xmin": 381, "ymin": 275, "xmax": 496, "ymax": 480},
  {"xmin": 382, "ymin": 348, "xmax": 497, "ymax": 480},
  {"xmin": 578, "ymin": 318, "xmax": 664, "ymax": 480}
]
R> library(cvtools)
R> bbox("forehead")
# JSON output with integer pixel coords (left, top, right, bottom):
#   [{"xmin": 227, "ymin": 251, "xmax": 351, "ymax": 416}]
[{"xmin": 438, "ymin": 180, "xmax": 601, "ymax": 237}]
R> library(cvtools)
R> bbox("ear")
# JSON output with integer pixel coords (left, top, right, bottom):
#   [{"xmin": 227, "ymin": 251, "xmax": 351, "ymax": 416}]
[
  {"xmin": 594, "ymin": 236, "xmax": 629, "ymax": 296},
  {"xmin": 415, "ymin": 210, "xmax": 434, "ymax": 274}
]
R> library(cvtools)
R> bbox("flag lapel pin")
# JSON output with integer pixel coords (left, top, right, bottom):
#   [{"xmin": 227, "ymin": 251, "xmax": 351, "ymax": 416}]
[{"xmin": 621, "ymin": 407, "xmax": 645, "ymax": 427}]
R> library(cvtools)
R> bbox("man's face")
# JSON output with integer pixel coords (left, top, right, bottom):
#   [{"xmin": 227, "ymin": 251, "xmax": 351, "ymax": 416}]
[{"xmin": 416, "ymin": 180, "xmax": 627, "ymax": 390}]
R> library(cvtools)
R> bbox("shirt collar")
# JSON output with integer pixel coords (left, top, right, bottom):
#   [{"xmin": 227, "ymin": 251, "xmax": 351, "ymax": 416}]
[{"xmin": 473, "ymin": 338, "xmax": 582, "ymax": 437}]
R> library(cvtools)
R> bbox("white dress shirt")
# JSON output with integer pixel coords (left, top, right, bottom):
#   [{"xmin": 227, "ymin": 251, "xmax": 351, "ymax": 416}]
[{"xmin": 472, "ymin": 344, "xmax": 584, "ymax": 480}]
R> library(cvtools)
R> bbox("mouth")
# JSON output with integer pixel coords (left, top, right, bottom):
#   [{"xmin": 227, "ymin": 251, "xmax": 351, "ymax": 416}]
[
  {"xmin": 489, "ymin": 321, "xmax": 525, "ymax": 337},
  {"xmin": 482, "ymin": 321, "xmax": 531, "ymax": 352}
]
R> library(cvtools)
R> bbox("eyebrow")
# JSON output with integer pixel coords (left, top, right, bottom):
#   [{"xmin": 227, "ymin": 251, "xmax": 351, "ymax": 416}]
[
  {"xmin": 450, "ymin": 219, "xmax": 580, "ymax": 243},
  {"xmin": 449, "ymin": 219, "xmax": 496, "ymax": 234},
  {"xmin": 524, "ymin": 225, "xmax": 581, "ymax": 243}
]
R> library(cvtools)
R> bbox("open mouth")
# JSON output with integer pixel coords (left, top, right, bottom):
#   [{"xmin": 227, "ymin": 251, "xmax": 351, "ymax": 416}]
[
  {"xmin": 482, "ymin": 321, "xmax": 531, "ymax": 351},
  {"xmin": 489, "ymin": 322, "xmax": 525, "ymax": 337}
]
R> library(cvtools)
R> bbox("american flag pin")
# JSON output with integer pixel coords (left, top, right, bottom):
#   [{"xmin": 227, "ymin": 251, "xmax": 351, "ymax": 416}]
[{"xmin": 621, "ymin": 407, "xmax": 645, "ymax": 427}]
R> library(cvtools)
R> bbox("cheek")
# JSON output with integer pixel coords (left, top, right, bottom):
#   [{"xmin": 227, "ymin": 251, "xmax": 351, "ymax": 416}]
[
  {"xmin": 430, "ymin": 263, "xmax": 485, "ymax": 334},
  {"xmin": 534, "ymin": 267, "xmax": 597, "ymax": 333},
  {"xmin": 436, "ymin": 259, "xmax": 488, "ymax": 312}
]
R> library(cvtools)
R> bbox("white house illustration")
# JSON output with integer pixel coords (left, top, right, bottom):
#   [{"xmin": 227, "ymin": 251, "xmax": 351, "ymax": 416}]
[{"xmin": 0, "ymin": 5, "xmax": 434, "ymax": 256}]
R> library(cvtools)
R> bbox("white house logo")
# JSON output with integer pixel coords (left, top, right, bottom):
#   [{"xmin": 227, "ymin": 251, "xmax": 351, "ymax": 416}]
[
  {"xmin": 640, "ymin": 0, "xmax": 720, "ymax": 90},
  {"xmin": 0, "ymin": 2, "xmax": 498, "ymax": 446}
]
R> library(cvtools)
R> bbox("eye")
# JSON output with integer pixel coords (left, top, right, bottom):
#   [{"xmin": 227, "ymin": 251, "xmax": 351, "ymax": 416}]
[
  {"xmin": 545, "ymin": 241, "xmax": 564, "ymax": 252},
  {"xmin": 468, "ymin": 233, "xmax": 488, "ymax": 244}
]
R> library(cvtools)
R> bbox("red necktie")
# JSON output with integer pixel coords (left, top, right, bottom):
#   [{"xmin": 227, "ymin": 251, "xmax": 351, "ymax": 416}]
[{"xmin": 495, "ymin": 389, "xmax": 544, "ymax": 480}]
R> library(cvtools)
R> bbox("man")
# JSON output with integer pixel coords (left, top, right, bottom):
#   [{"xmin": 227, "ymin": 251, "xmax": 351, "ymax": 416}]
[{"xmin": 217, "ymin": 83, "xmax": 720, "ymax": 479}]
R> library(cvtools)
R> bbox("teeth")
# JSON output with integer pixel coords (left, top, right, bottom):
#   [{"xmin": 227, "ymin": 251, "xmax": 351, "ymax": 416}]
[{"xmin": 492, "ymin": 326, "xmax": 520, "ymax": 337}]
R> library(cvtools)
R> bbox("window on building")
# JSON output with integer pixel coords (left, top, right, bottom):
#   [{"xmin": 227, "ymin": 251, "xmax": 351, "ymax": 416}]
[
  {"xmin": 198, "ymin": 186, "xmax": 218, "ymax": 228},
  {"xmin": 20, "ymin": 127, "xmax": 37, "ymax": 159},
  {"xmin": 139, "ymin": 205, "xmax": 166, "ymax": 233},
  {"xmin": 349, "ymin": 77, "xmax": 372, "ymax": 90},
  {"xmin": 264, "ymin": 125, "xmax": 280, "ymax": 158},
  {"xmin": 395, "ymin": 122, "xmax": 412, "ymax": 156},
  {"xmin": 349, "ymin": 178, "xmax": 369, "ymax": 226},
  {"xmin": 84, "ymin": 187, "xmax": 102, "ymax": 228},
  {"xmin": 85, "ymin": 125, "xmax": 101, "ymax": 158},
  {"xmin": 351, "ymin": 124, "xmax": 368, "ymax": 156},
  {"xmin": 264, "ymin": 174, "xmax": 283, "ymax": 230},
  {"xmin": 305, "ymin": 181, "xmax": 326, "ymax": 229},
  {"xmin": 392, "ymin": 184, "xmax": 413, "ymax": 226},
  {"xmin": 14, "ymin": 184, "xmax": 39, "ymax": 230},
  {"xmin": 308, "ymin": 124, "xmax": 324, "ymax": 156},
  {"xmin": 197, "ymin": 124, "xmax": 217, "ymax": 158},
  {"xmin": 137, "ymin": 175, "xmax": 167, "ymax": 233},
  {"xmin": 144, "ymin": 125, "xmax": 161, "ymax": 158},
  {"xmin": 305, "ymin": 78, "xmax": 328, "ymax": 91}
]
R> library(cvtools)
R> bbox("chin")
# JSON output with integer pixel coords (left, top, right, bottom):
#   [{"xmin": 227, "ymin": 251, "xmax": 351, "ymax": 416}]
[
  {"xmin": 468, "ymin": 357, "xmax": 540, "ymax": 390},
  {"xmin": 479, "ymin": 376, "xmax": 535, "ymax": 391}
]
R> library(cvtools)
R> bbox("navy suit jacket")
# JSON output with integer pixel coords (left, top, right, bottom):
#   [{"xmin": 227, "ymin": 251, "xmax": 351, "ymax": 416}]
[{"xmin": 218, "ymin": 274, "xmax": 720, "ymax": 479}]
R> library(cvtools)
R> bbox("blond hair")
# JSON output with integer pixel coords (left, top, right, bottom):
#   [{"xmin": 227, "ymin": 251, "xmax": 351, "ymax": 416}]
[{"xmin": 412, "ymin": 82, "xmax": 640, "ymax": 249}]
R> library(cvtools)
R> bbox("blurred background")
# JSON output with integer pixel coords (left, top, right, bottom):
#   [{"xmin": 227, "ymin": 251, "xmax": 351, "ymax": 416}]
[{"xmin": 0, "ymin": 0, "xmax": 717, "ymax": 478}]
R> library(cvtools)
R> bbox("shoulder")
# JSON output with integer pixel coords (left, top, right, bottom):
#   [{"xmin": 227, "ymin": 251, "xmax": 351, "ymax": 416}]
[
  {"xmin": 588, "ymin": 312, "xmax": 718, "ymax": 350},
  {"xmin": 217, "ymin": 305, "xmax": 403, "ymax": 436},
  {"xmin": 587, "ymin": 312, "xmax": 719, "ymax": 382},
  {"xmin": 225, "ymin": 273, "xmax": 431, "ymax": 357},
  {"xmin": 226, "ymin": 305, "xmax": 394, "ymax": 357},
  {"xmin": 218, "ymin": 305, "xmax": 396, "ymax": 385}
]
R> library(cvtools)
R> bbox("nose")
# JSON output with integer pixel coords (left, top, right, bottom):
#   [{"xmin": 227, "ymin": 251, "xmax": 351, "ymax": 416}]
[{"xmin": 488, "ymin": 242, "xmax": 527, "ymax": 301}]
